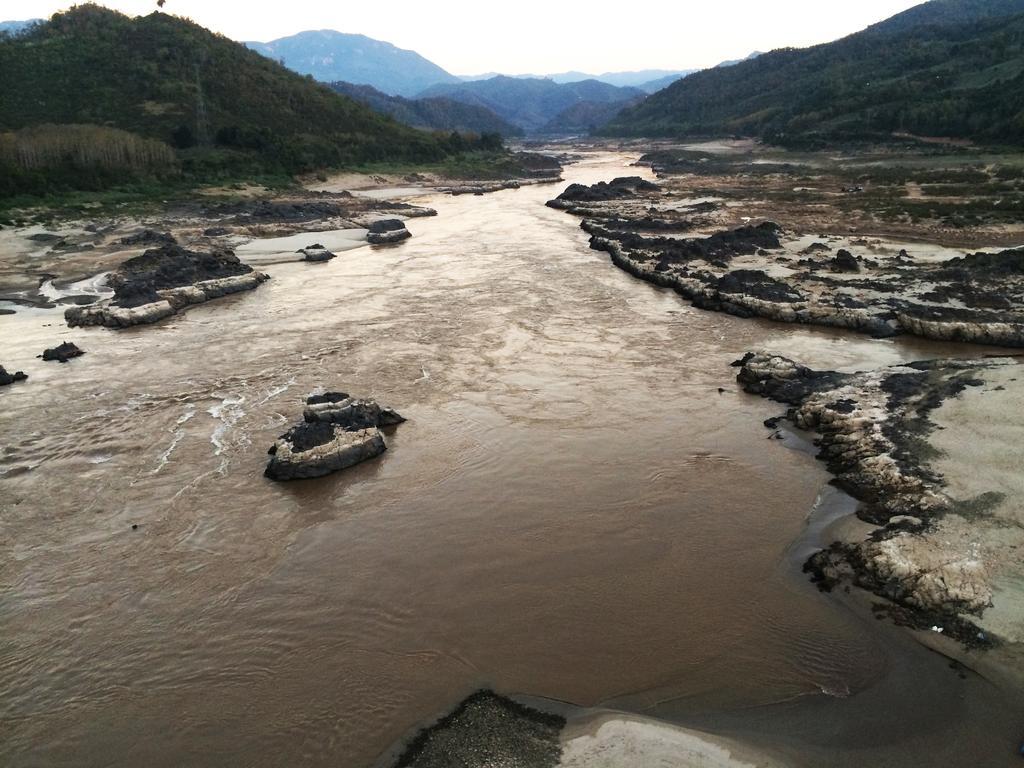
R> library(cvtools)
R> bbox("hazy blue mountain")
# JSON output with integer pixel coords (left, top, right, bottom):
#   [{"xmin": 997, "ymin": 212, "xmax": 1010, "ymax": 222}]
[
  {"xmin": 549, "ymin": 69, "xmax": 692, "ymax": 87},
  {"xmin": 604, "ymin": 0, "xmax": 1024, "ymax": 145},
  {"xmin": 0, "ymin": 19, "xmax": 41, "ymax": 36},
  {"xmin": 418, "ymin": 76, "xmax": 644, "ymax": 133},
  {"xmin": 460, "ymin": 69, "xmax": 694, "ymax": 88},
  {"xmin": 329, "ymin": 81, "xmax": 523, "ymax": 136},
  {"xmin": 637, "ymin": 73, "xmax": 688, "ymax": 93},
  {"xmin": 638, "ymin": 53, "xmax": 761, "ymax": 93},
  {"xmin": 246, "ymin": 30, "xmax": 460, "ymax": 97},
  {"xmin": 715, "ymin": 51, "xmax": 763, "ymax": 68}
]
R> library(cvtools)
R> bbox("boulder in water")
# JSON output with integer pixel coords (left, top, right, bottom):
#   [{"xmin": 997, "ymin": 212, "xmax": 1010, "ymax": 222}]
[
  {"xmin": 0, "ymin": 366, "xmax": 28, "ymax": 386},
  {"xmin": 40, "ymin": 342, "xmax": 85, "ymax": 363},
  {"xmin": 297, "ymin": 244, "xmax": 337, "ymax": 262},
  {"xmin": 367, "ymin": 219, "xmax": 411, "ymax": 245},
  {"xmin": 265, "ymin": 392, "xmax": 405, "ymax": 481}
]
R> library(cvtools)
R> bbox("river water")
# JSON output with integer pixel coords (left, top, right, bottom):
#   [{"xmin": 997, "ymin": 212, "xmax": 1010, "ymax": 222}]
[{"xmin": 2, "ymin": 152, "xmax": 1021, "ymax": 767}]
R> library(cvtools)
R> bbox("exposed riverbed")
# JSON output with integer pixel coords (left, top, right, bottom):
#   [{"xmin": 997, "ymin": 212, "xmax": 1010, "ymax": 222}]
[{"xmin": 2, "ymin": 152, "xmax": 1022, "ymax": 767}]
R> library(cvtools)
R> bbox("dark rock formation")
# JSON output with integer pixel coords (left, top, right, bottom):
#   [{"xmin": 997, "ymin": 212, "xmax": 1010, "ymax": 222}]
[
  {"xmin": 800, "ymin": 242, "xmax": 832, "ymax": 255},
  {"xmin": 265, "ymin": 393, "xmax": 405, "ymax": 481},
  {"xmin": 548, "ymin": 176, "xmax": 660, "ymax": 206},
  {"xmin": 120, "ymin": 229, "xmax": 177, "ymax": 247},
  {"xmin": 511, "ymin": 151, "xmax": 563, "ymax": 179},
  {"xmin": 106, "ymin": 244, "xmax": 254, "ymax": 307},
  {"xmin": 217, "ymin": 199, "xmax": 350, "ymax": 223},
  {"xmin": 736, "ymin": 351, "xmax": 1019, "ymax": 648},
  {"xmin": 303, "ymin": 392, "xmax": 406, "ymax": 429},
  {"xmin": 583, "ymin": 222, "xmax": 1024, "ymax": 346},
  {"xmin": 393, "ymin": 691, "xmax": 565, "ymax": 768},
  {"xmin": 442, "ymin": 180, "xmax": 521, "ymax": 196},
  {"xmin": 367, "ymin": 219, "xmax": 412, "ymax": 245},
  {"xmin": 40, "ymin": 342, "xmax": 85, "ymax": 363},
  {"xmin": 27, "ymin": 232, "xmax": 64, "ymax": 244},
  {"xmin": 297, "ymin": 244, "xmax": 336, "ymax": 262},
  {"xmin": 832, "ymin": 249, "xmax": 860, "ymax": 272},
  {"xmin": 65, "ymin": 244, "xmax": 268, "ymax": 328},
  {"xmin": 0, "ymin": 366, "xmax": 28, "ymax": 386}
]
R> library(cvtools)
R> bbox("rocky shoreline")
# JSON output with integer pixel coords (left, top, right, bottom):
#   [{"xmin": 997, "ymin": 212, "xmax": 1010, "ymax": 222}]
[
  {"xmin": 548, "ymin": 178, "xmax": 1024, "ymax": 347},
  {"xmin": 736, "ymin": 351, "xmax": 1024, "ymax": 647},
  {"xmin": 65, "ymin": 243, "xmax": 269, "ymax": 329},
  {"xmin": 541, "ymin": 157, "xmax": 1024, "ymax": 654}
]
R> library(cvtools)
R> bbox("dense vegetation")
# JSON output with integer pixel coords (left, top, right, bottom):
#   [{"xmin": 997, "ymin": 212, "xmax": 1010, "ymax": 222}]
[
  {"xmin": 418, "ymin": 76, "xmax": 644, "ymax": 133},
  {"xmin": 604, "ymin": 0, "xmax": 1024, "ymax": 146},
  {"xmin": 246, "ymin": 30, "xmax": 460, "ymax": 97},
  {"xmin": 0, "ymin": 124, "xmax": 178, "ymax": 197},
  {"xmin": 329, "ymin": 81, "xmax": 523, "ymax": 137},
  {"xmin": 0, "ymin": 5, "xmax": 482, "ymax": 197}
]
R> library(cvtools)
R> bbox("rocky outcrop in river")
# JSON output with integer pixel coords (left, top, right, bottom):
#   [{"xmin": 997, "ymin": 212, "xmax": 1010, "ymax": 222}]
[
  {"xmin": 65, "ymin": 244, "xmax": 268, "ymax": 329},
  {"xmin": 736, "ymin": 351, "xmax": 1024, "ymax": 647},
  {"xmin": 40, "ymin": 342, "xmax": 85, "ymax": 363},
  {"xmin": 0, "ymin": 365, "xmax": 28, "ymax": 386},
  {"xmin": 265, "ymin": 392, "xmax": 405, "ymax": 481},
  {"xmin": 367, "ymin": 219, "xmax": 412, "ymax": 245},
  {"xmin": 550, "ymin": 180, "xmax": 1024, "ymax": 347},
  {"xmin": 297, "ymin": 244, "xmax": 336, "ymax": 262}
]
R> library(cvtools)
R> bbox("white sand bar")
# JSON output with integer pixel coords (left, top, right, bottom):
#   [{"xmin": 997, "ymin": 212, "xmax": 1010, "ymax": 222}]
[
  {"xmin": 559, "ymin": 714, "xmax": 785, "ymax": 768},
  {"xmin": 235, "ymin": 228, "xmax": 369, "ymax": 265}
]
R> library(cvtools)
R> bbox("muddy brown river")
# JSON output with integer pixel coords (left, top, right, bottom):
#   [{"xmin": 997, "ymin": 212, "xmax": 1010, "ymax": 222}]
[{"xmin": 2, "ymin": 152, "xmax": 1022, "ymax": 767}]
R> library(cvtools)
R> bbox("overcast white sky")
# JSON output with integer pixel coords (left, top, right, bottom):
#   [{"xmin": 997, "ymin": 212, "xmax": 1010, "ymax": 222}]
[{"xmin": 4, "ymin": 0, "xmax": 925, "ymax": 74}]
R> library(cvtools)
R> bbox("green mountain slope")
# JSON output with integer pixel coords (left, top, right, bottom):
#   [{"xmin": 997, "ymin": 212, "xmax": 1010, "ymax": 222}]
[
  {"xmin": 0, "ymin": 4, "xmax": 450, "ymax": 176},
  {"xmin": 603, "ymin": 0, "xmax": 1024, "ymax": 145},
  {"xmin": 329, "ymin": 81, "xmax": 524, "ymax": 137},
  {"xmin": 540, "ymin": 98, "xmax": 644, "ymax": 135}
]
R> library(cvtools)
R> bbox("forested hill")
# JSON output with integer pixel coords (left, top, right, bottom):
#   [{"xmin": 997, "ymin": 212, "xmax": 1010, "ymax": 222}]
[
  {"xmin": 0, "ymin": 5, "xmax": 453, "ymax": 174},
  {"xmin": 329, "ymin": 82, "xmax": 524, "ymax": 137},
  {"xmin": 603, "ymin": 0, "xmax": 1024, "ymax": 146}
]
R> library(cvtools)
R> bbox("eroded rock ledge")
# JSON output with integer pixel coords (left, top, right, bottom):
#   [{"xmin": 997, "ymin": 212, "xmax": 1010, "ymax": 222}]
[
  {"xmin": 265, "ymin": 392, "xmax": 405, "ymax": 481},
  {"xmin": 65, "ymin": 244, "xmax": 268, "ymax": 328},
  {"xmin": 736, "ymin": 351, "xmax": 1024, "ymax": 647},
  {"xmin": 548, "ymin": 180, "xmax": 1024, "ymax": 347}
]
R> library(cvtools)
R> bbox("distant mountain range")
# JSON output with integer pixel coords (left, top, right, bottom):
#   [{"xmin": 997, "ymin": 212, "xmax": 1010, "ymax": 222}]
[
  {"xmin": 0, "ymin": 19, "xmax": 41, "ymax": 36},
  {"xmin": 460, "ymin": 69, "xmax": 695, "ymax": 89},
  {"xmin": 604, "ymin": 0, "xmax": 1024, "ymax": 145},
  {"xmin": 329, "ymin": 81, "xmax": 524, "ymax": 136},
  {"xmin": 417, "ymin": 76, "xmax": 644, "ymax": 133},
  {"xmin": 246, "ymin": 30, "xmax": 460, "ymax": 97}
]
